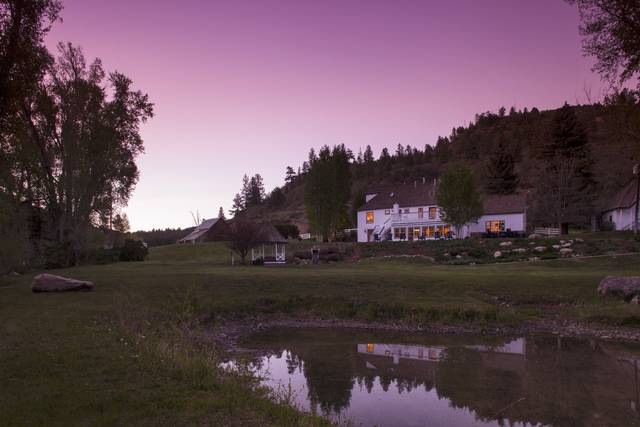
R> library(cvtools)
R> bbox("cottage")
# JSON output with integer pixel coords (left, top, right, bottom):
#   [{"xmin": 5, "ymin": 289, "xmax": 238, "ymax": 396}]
[
  {"xmin": 177, "ymin": 218, "xmax": 228, "ymax": 244},
  {"xmin": 600, "ymin": 180, "xmax": 639, "ymax": 231},
  {"xmin": 356, "ymin": 182, "xmax": 527, "ymax": 242}
]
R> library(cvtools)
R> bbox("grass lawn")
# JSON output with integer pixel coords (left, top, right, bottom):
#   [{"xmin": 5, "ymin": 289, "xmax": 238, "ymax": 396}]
[{"xmin": 1, "ymin": 241, "xmax": 640, "ymax": 425}]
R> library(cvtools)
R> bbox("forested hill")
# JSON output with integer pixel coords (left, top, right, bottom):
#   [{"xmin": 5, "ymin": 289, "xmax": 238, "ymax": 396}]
[{"xmin": 243, "ymin": 99, "xmax": 640, "ymax": 231}]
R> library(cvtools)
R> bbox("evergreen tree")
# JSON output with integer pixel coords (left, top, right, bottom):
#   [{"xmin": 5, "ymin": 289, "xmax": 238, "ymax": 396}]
[
  {"xmin": 485, "ymin": 141, "xmax": 519, "ymax": 194},
  {"xmin": 245, "ymin": 174, "xmax": 266, "ymax": 207},
  {"xmin": 267, "ymin": 186, "xmax": 286, "ymax": 208},
  {"xmin": 535, "ymin": 104, "xmax": 594, "ymax": 228},
  {"xmin": 230, "ymin": 193, "xmax": 244, "ymax": 216},
  {"xmin": 378, "ymin": 147, "xmax": 392, "ymax": 172},
  {"xmin": 434, "ymin": 137, "xmax": 450, "ymax": 163},
  {"xmin": 436, "ymin": 165, "xmax": 483, "ymax": 237},
  {"xmin": 363, "ymin": 145, "xmax": 374, "ymax": 164},
  {"xmin": 284, "ymin": 166, "xmax": 296, "ymax": 185}
]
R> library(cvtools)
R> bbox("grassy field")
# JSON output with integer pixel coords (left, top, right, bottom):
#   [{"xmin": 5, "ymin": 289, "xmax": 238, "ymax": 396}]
[{"xmin": 2, "ymin": 240, "xmax": 640, "ymax": 425}]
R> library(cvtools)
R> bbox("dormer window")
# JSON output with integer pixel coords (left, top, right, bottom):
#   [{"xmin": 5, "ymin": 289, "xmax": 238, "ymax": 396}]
[{"xmin": 366, "ymin": 211, "xmax": 374, "ymax": 224}]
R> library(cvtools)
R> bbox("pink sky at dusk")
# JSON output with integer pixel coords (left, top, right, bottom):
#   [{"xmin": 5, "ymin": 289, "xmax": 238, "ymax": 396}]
[{"xmin": 46, "ymin": 0, "xmax": 606, "ymax": 231}]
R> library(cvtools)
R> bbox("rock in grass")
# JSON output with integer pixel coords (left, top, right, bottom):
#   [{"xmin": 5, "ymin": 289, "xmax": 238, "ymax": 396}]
[
  {"xmin": 559, "ymin": 248, "xmax": 573, "ymax": 256},
  {"xmin": 528, "ymin": 233, "xmax": 541, "ymax": 239},
  {"xmin": 494, "ymin": 251, "xmax": 502, "ymax": 258},
  {"xmin": 598, "ymin": 276, "xmax": 640, "ymax": 301},
  {"xmin": 31, "ymin": 274, "xmax": 94, "ymax": 293},
  {"xmin": 534, "ymin": 246, "xmax": 547, "ymax": 252},
  {"xmin": 499, "ymin": 241, "xmax": 513, "ymax": 247},
  {"xmin": 512, "ymin": 248, "xmax": 527, "ymax": 253}
]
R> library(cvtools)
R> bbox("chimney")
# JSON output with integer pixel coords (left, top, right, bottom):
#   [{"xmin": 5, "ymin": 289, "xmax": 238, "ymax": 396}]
[
  {"xmin": 414, "ymin": 180, "xmax": 417, "ymax": 188},
  {"xmin": 422, "ymin": 177, "xmax": 426, "ymax": 184}
]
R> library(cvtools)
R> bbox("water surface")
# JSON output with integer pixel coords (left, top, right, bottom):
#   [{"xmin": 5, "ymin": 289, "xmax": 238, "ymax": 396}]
[{"xmin": 229, "ymin": 328, "xmax": 640, "ymax": 427}]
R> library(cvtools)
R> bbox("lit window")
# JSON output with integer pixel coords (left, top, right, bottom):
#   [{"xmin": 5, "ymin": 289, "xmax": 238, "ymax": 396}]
[
  {"xmin": 428, "ymin": 207, "xmax": 437, "ymax": 219},
  {"xmin": 413, "ymin": 227, "xmax": 420, "ymax": 239},
  {"xmin": 366, "ymin": 211, "xmax": 374, "ymax": 224},
  {"xmin": 367, "ymin": 343, "xmax": 374, "ymax": 353},
  {"xmin": 485, "ymin": 220, "xmax": 505, "ymax": 233},
  {"xmin": 418, "ymin": 207, "xmax": 424, "ymax": 218}
]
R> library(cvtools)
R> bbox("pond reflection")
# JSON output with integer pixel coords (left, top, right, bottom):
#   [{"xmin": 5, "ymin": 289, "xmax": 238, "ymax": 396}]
[{"xmin": 230, "ymin": 329, "xmax": 640, "ymax": 427}]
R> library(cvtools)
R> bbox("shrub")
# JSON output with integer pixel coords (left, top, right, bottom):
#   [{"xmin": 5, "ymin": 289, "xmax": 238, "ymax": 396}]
[{"xmin": 119, "ymin": 239, "xmax": 148, "ymax": 262}]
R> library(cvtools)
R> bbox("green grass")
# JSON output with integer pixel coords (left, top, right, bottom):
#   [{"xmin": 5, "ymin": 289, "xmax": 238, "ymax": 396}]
[{"xmin": 1, "ymin": 241, "xmax": 640, "ymax": 425}]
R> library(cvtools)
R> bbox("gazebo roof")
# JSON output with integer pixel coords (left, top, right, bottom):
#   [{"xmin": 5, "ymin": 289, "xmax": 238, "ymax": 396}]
[{"xmin": 256, "ymin": 224, "xmax": 288, "ymax": 244}]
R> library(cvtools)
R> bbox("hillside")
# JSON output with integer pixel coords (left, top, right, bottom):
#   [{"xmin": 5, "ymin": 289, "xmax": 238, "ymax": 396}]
[{"xmin": 244, "ymin": 101, "xmax": 640, "ymax": 231}]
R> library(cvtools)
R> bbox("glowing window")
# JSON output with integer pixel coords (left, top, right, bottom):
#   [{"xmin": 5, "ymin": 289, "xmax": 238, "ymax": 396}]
[
  {"xmin": 367, "ymin": 343, "xmax": 374, "ymax": 353},
  {"xmin": 366, "ymin": 211, "xmax": 374, "ymax": 224},
  {"xmin": 485, "ymin": 220, "xmax": 505, "ymax": 233}
]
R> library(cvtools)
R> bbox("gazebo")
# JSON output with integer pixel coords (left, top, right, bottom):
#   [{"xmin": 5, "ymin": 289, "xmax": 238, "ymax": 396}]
[{"xmin": 251, "ymin": 224, "xmax": 288, "ymax": 264}]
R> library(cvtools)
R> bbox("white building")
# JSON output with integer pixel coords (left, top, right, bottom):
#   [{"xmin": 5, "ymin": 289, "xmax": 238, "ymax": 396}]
[
  {"xmin": 600, "ymin": 180, "xmax": 639, "ymax": 231},
  {"xmin": 356, "ymin": 182, "xmax": 527, "ymax": 242}
]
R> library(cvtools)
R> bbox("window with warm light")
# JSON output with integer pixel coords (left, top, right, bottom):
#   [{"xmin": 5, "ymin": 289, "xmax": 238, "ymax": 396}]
[
  {"xmin": 367, "ymin": 343, "xmax": 374, "ymax": 353},
  {"xmin": 428, "ymin": 207, "xmax": 437, "ymax": 219},
  {"xmin": 366, "ymin": 211, "xmax": 374, "ymax": 223},
  {"xmin": 486, "ymin": 220, "xmax": 505, "ymax": 233}
]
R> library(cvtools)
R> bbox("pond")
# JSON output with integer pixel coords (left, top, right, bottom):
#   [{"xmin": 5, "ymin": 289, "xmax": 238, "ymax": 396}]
[{"xmin": 226, "ymin": 328, "xmax": 640, "ymax": 427}]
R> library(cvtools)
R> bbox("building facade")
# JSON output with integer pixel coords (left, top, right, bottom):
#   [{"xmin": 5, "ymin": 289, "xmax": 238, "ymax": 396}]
[
  {"xmin": 600, "ymin": 180, "xmax": 639, "ymax": 231},
  {"xmin": 356, "ymin": 182, "xmax": 526, "ymax": 242}
]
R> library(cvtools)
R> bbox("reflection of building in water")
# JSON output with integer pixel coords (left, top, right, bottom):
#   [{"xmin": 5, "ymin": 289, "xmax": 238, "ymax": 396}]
[
  {"xmin": 357, "ymin": 343, "xmax": 446, "ymax": 364},
  {"xmin": 358, "ymin": 338, "xmax": 526, "ymax": 366}
]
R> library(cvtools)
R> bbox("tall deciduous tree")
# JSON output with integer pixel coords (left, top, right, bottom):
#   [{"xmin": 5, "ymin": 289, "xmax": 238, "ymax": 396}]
[
  {"xmin": 485, "ymin": 141, "xmax": 519, "ymax": 194},
  {"xmin": 304, "ymin": 144, "xmax": 351, "ymax": 240},
  {"xmin": 436, "ymin": 165, "xmax": 483, "ymax": 237},
  {"xmin": 535, "ymin": 104, "xmax": 594, "ymax": 228},
  {"xmin": 569, "ymin": 0, "xmax": 640, "ymax": 87},
  {"xmin": 11, "ymin": 43, "xmax": 153, "ymax": 264}
]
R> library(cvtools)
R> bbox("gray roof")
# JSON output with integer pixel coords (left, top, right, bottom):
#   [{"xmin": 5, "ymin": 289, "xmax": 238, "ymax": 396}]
[
  {"xmin": 177, "ymin": 218, "xmax": 220, "ymax": 243},
  {"xmin": 358, "ymin": 183, "xmax": 527, "ymax": 215},
  {"xmin": 602, "ymin": 180, "xmax": 638, "ymax": 212}
]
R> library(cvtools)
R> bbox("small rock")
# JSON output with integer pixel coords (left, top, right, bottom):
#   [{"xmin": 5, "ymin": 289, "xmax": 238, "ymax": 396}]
[
  {"xmin": 534, "ymin": 246, "xmax": 547, "ymax": 253},
  {"xmin": 559, "ymin": 248, "xmax": 573, "ymax": 255},
  {"xmin": 31, "ymin": 273, "xmax": 94, "ymax": 293},
  {"xmin": 494, "ymin": 251, "xmax": 502, "ymax": 258},
  {"xmin": 499, "ymin": 241, "xmax": 513, "ymax": 247},
  {"xmin": 631, "ymin": 296, "xmax": 640, "ymax": 305},
  {"xmin": 456, "ymin": 254, "xmax": 462, "ymax": 259},
  {"xmin": 552, "ymin": 244, "xmax": 561, "ymax": 249},
  {"xmin": 512, "ymin": 248, "xmax": 527, "ymax": 253},
  {"xmin": 528, "ymin": 233, "xmax": 541, "ymax": 239},
  {"xmin": 575, "ymin": 238, "xmax": 584, "ymax": 243},
  {"xmin": 560, "ymin": 240, "xmax": 566, "ymax": 244},
  {"xmin": 561, "ymin": 242, "xmax": 572, "ymax": 248}
]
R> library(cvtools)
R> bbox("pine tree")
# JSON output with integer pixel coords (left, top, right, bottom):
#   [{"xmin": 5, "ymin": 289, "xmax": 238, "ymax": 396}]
[
  {"xmin": 284, "ymin": 166, "xmax": 296, "ymax": 184},
  {"xmin": 485, "ymin": 142, "xmax": 519, "ymax": 194},
  {"xmin": 245, "ymin": 174, "xmax": 266, "ymax": 207},
  {"xmin": 363, "ymin": 145, "xmax": 374, "ymax": 164},
  {"xmin": 535, "ymin": 104, "xmax": 594, "ymax": 228},
  {"xmin": 230, "ymin": 193, "xmax": 244, "ymax": 216}
]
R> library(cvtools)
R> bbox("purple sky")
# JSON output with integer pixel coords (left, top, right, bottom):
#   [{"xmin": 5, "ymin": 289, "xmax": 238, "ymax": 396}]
[{"xmin": 47, "ymin": 0, "xmax": 606, "ymax": 230}]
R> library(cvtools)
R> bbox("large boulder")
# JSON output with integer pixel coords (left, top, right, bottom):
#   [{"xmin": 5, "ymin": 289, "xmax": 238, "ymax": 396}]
[
  {"xmin": 32, "ymin": 274, "xmax": 94, "ymax": 293},
  {"xmin": 598, "ymin": 276, "xmax": 640, "ymax": 301}
]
